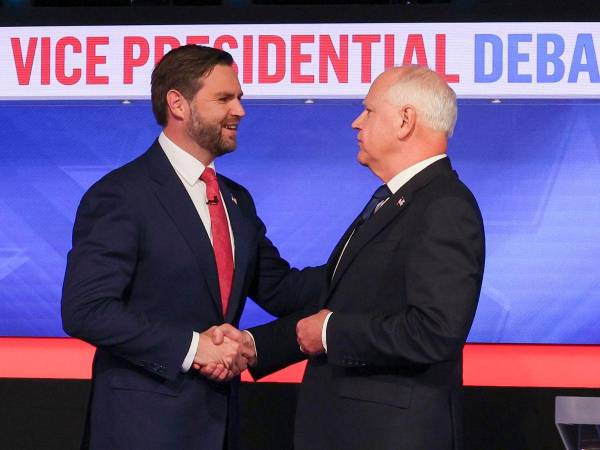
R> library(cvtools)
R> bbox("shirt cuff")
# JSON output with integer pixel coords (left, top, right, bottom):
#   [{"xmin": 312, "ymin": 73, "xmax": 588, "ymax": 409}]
[
  {"xmin": 181, "ymin": 331, "xmax": 199, "ymax": 373},
  {"xmin": 322, "ymin": 312, "xmax": 333, "ymax": 354},
  {"xmin": 243, "ymin": 330, "xmax": 258, "ymax": 362}
]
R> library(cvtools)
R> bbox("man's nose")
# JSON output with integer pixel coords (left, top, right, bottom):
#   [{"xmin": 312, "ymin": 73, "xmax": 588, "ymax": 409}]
[
  {"xmin": 352, "ymin": 112, "xmax": 364, "ymax": 129},
  {"xmin": 232, "ymin": 99, "xmax": 245, "ymax": 118}
]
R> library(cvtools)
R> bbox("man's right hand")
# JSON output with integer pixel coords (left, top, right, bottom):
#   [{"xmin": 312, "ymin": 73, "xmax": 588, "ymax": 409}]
[
  {"xmin": 212, "ymin": 324, "xmax": 257, "ymax": 367},
  {"xmin": 193, "ymin": 325, "xmax": 247, "ymax": 382},
  {"xmin": 194, "ymin": 324, "xmax": 257, "ymax": 381}
]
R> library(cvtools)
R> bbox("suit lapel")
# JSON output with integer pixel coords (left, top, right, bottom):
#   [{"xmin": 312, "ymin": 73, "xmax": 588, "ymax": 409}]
[
  {"xmin": 327, "ymin": 189, "xmax": 411, "ymax": 295},
  {"xmin": 324, "ymin": 214, "xmax": 363, "ymax": 283},
  {"xmin": 218, "ymin": 179, "xmax": 253, "ymax": 323},
  {"xmin": 144, "ymin": 141, "xmax": 223, "ymax": 317},
  {"xmin": 326, "ymin": 158, "xmax": 454, "ymax": 296}
]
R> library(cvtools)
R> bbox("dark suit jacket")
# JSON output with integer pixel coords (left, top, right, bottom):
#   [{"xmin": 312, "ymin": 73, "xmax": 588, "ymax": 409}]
[
  {"xmin": 61, "ymin": 141, "xmax": 314, "ymax": 450},
  {"xmin": 250, "ymin": 158, "xmax": 485, "ymax": 450}
]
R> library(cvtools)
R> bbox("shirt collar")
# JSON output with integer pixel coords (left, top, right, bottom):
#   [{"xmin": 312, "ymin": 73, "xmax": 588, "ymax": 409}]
[
  {"xmin": 158, "ymin": 132, "xmax": 216, "ymax": 186},
  {"xmin": 387, "ymin": 154, "xmax": 447, "ymax": 194}
]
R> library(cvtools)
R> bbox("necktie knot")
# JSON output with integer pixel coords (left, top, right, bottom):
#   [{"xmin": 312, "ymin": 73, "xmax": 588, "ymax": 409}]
[
  {"xmin": 359, "ymin": 184, "xmax": 392, "ymax": 224},
  {"xmin": 372, "ymin": 184, "xmax": 392, "ymax": 202},
  {"xmin": 200, "ymin": 167, "xmax": 217, "ymax": 185}
]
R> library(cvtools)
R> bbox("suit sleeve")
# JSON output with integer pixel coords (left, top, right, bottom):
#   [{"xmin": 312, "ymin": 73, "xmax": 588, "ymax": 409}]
[
  {"xmin": 246, "ymin": 258, "xmax": 324, "ymax": 379},
  {"xmin": 238, "ymin": 185, "xmax": 324, "ymax": 317},
  {"xmin": 235, "ymin": 186, "xmax": 326, "ymax": 377},
  {"xmin": 326, "ymin": 196, "xmax": 485, "ymax": 368},
  {"xmin": 246, "ymin": 223, "xmax": 326, "ymax": 378},
  {"xmin": 61, "ymin": 179, "xmax": 191, "ymax": 380},
  {"xmin": 247, "ymin": 311, "xmax": 308, "ymax": 379}
]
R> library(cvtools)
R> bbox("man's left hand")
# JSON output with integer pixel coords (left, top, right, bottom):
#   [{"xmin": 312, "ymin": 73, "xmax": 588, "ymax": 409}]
[{"xmin": 296, "ymin": 309, "xmax": 331, "ymax": 356}]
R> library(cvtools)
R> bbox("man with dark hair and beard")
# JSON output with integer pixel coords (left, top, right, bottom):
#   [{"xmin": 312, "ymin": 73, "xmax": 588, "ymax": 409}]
[{"xmin": 61, "ymin": 45, "xmax": 316, "ymax": 450}]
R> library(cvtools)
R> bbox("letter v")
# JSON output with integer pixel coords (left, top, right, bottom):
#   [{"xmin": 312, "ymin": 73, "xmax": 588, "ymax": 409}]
[{"xmin": 11, "ymin": 37, "xmax": 37, "ymax": 85}]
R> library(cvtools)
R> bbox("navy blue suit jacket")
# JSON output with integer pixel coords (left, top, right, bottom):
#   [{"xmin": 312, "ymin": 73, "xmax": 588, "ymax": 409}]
[{"xmin": 62, "ymin": 141, "xmax": 315, "ymax": 450}]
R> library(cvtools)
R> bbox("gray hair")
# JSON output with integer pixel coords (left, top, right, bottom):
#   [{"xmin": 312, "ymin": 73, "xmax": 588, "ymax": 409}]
[{"xmin": 387, "ymin": 65, "xmax": 457, "ymax": 137}]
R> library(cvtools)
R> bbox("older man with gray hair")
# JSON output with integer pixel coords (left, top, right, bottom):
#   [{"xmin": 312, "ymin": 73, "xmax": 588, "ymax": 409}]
[{"xmin": 243, "ymin": 65, "xmax": 486, "ymax": 450}]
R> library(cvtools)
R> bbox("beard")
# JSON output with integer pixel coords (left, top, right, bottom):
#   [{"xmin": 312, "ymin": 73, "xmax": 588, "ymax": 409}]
[{"xmin": 186, "ymin": 106, "xmax": 237, "ymax": 158}]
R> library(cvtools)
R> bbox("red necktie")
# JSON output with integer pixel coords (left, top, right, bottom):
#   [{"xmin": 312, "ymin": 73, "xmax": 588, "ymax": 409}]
[{"xmin": 200, "ymin": 167, "xmax": 233, "ymax": 315}]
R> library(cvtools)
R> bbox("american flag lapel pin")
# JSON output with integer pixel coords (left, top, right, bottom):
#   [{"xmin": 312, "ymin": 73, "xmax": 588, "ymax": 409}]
[
  {"xmin": 397, "ymin": 197, "xmax": 406, "ymax": 207},
  {"xmin": 231, "ymin": 194, "xmax": 238, "ymax": 205}
]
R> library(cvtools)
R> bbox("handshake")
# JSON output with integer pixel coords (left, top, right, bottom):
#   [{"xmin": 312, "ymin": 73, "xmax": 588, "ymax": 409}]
[
  {"xmin": 192, "ymin": 324, "xmax": 257, "ymax": 382},
  {"xmin": 191, "ymin": 309, "xmax": 331, "ymax": 382}
]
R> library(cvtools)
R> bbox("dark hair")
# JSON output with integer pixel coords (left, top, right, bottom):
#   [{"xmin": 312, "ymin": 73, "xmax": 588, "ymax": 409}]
[{"xmin": 151, "ymin": 45, "xmax": 234, "ymax": 127}]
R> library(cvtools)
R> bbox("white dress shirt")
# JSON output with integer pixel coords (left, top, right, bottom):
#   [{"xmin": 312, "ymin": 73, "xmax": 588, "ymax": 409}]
[
  {"xmin": 158, "ymin": 132, "xmax": 236, "ymax": 372},
  {"xmin": 322, "ymin": 154, "xmax": 447, "ymax": 352}
]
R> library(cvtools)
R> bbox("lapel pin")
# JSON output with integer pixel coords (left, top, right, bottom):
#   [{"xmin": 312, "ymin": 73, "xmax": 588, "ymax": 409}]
[
  {"xmin": 397, "ymin": 197, "xmax": 406, "ymax": 207},
  {"xmin": 231, "ymin": 194, "xmax": 238, "ymax": 205}
]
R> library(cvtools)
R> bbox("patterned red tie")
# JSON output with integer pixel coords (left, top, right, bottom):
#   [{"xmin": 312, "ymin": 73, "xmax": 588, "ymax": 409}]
[{"xmin": 200, "ymin": 167, "xmax": 233, "ymax": 316}]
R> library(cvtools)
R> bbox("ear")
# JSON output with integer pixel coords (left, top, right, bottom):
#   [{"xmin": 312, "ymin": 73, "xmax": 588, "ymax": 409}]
[
  {"xmin": 165, "ymin": 89, "xmax": 188, "ymax": 122},
  {"xmin": 397, "ymin": 104, "xmax": 416, "ymax": 140}
]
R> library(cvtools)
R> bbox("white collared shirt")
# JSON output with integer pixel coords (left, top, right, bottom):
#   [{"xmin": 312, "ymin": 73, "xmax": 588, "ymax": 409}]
[
  {"xmin": 159, "ymin": 132, "xmax": 236, "ymax": 253},
  {"xmin": 386, "ymin": 154, "xmax": 447, "ymax": 196},
  {"xmin": 322, "ymin": 154, "xmax": 448, "ymax": 352},
  {"xmin": 158, "ymin": 132, "xmax": 236, "ymax": 372}
]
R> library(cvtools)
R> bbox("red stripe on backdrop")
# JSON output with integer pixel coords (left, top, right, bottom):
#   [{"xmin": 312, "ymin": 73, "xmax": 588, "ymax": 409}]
[
  {"xmin": 1, "ymin": 338, "xmax": 600, "ymax": 387},
  {"xmin": 462, "ymin": 343, "xmax": 600, "ymax": 387}
]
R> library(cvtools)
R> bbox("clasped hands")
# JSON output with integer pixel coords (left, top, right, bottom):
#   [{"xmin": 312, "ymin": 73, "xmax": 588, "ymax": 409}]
[
  {"xmin": 193, "ymin": 324, "xmax": 256, "ymax": 382},
  {"xmin": 194, "ymin": 308, "xmax": 331, "ymax": 382}
]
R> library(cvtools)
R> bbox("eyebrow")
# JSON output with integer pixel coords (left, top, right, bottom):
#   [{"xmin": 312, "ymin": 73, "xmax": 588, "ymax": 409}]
[{"xmin": 214, "ymin": 91, "xmax": 244, "ymax": 99}]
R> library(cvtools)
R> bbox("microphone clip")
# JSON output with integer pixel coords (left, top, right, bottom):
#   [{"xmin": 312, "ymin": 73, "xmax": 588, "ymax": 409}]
[{"xmin": 206, "ymin": 196, "xmax": 219, "ymax": 205}]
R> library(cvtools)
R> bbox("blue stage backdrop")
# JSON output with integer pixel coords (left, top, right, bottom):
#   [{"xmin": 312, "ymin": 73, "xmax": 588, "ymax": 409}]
[{"xmin": 0, "ymin": 99, "xmax": 599, "ymax": 343}]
